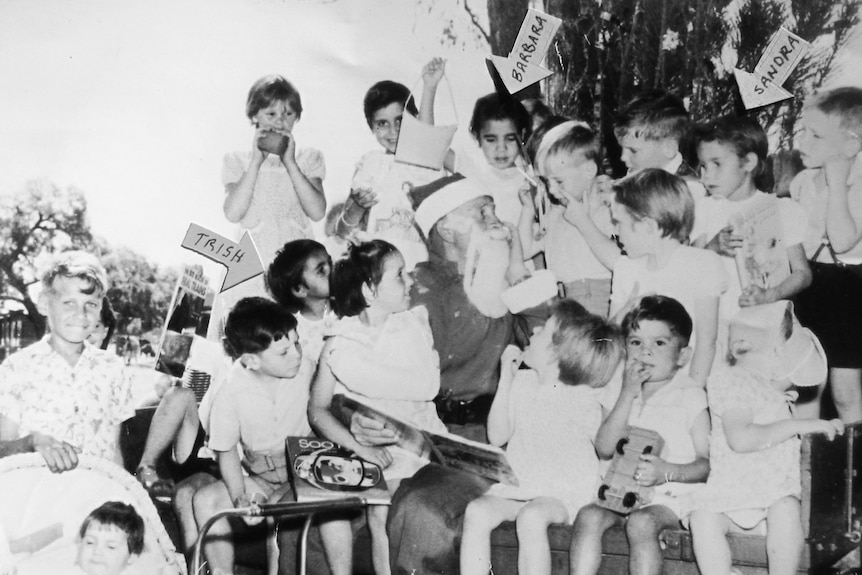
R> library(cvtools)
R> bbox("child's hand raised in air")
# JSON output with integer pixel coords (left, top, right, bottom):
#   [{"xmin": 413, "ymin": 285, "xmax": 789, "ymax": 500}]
[
  {"xmin": 706, "ymin": 226, "xmax": 743, "ymax": 258},
  {"xmin": 422, "ymin": 57, "xmax": 446, "ymax": 87},
  {"xmin": 803, "ymin": 418, "xmax": 845, "ymax": 441},
  {"xmin": 353, "ymin": 444, "xmax": 393, "ymax": 469}
]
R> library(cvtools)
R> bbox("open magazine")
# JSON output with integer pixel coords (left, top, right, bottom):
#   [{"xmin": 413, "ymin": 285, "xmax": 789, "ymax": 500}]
[
  {"xmin": 332, "ymin": 392, "xmax": 519, "ymax": 486},
  {"xmin": 729, "ymin": 194, "xmax": 791, "ymax": 291},
  {"xmin": 285, "ymin": 437, "xmax": 391, "ymax": 505}
]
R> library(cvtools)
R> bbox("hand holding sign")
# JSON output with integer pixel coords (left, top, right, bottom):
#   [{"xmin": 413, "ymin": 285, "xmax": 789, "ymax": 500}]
[
  {"xmin": 488, "ymin": 8, "xmax": 562, "ymax": 95},
  {"xmin": 734, "ymin": 27, "xmax": 810, "ymax": 109},
  {"xmin": 181, "ymin": 223, "xmax": 263, "ymax": 292}
]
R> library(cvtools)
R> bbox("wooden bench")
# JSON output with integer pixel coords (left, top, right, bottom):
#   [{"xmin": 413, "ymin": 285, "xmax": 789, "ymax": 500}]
[{"xmin": 490, "ymin": 430, "xmax": 862, "ymax": 575}]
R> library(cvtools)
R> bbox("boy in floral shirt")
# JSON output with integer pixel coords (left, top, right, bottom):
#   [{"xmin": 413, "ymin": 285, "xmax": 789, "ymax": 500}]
[{"xmin": 0, "ymin": 251, "xmax": 134, "ymax": 472}]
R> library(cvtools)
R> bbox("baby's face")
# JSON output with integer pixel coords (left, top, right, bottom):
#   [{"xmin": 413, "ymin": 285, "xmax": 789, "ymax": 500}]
[{"xmin": 77, "ymin": 523, "xmax": 135, "ymax": 575}]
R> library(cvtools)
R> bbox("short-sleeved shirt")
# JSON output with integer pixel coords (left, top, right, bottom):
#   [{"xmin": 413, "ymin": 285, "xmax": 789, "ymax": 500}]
[
  {"xmin": 493, "ymin": 370, "xmax": 603, "ymax": 516},
  {"xmin": 681, "ymin": 367, "xmax": 800, "ymax": 526},
  {"xmin": 0, "ymin": 338, "xmax": 135, "ymax": 462},
  {"xmin": 207, "ymin": 358, "xmax": 313, "ymax": 454},
  {"xmin": 295, "ymin": 310, "xmax": 338, "ymax": 367},
  {"xmin": 611, "ymin": 245, "xmax": 728, "ymax": 350},
  {"xmin": 542, "ymin": 204, "xmax": 613, "ymax": 283},
  {"xmin": 454, "ymin": 145, "xmax": 532, "ymax": 226},
  {"xmin": 790, "ymin": 155, "xmax": 862, "ymax": 264}
]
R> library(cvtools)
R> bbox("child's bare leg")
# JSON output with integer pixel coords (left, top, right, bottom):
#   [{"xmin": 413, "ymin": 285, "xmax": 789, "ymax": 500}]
[
  {"xmin": 367, "ymin": 505, "xmax": 390, "ymax": 575},
  {"xmin": 461, "ymin": 495, "xmax": 523, "ymax": 575},
  {"xmin": 318, "ymin": 518, "xmax": 354, "ymax": 575},
  {"xmin": 515, "ymin": 497, "xmax": 569, "ymax": 575},
  {"xmin": 830, "ymin": 367, "xmax": 862, "ymax": 423},
  {"xmin": 625, "ymin": 505, "xmax": 680, "ymax": 575},
  {"xmin": 138, "ymin": 386, "xmax": 200, "ymax": 471},
  {"xmin": 570, "ymin": 504, "xmax": 623, "ymax": 575},
  {"xmin": 173, "ymin": 472, "xmax": 218, "ymax": 559},
  {"xmin": 766, "ymin": 496, "xmax": 804, "ymax": 575},
  {"xmin": 689, "ymin": 509, "xmax": 732, "ymax": 575},
  {"xmin": 266, "ymin": 483, "xmax": 294, "ymax": 575},
  {"xmin": 192, "ymin": 479, "xmax": 236, "ymax": 575}
]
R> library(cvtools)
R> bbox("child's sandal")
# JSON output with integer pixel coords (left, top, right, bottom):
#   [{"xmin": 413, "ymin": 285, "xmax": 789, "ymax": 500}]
[
  {"xmin": 135, "ymin": 464, "xmax": 159, "ymax": 489},
  {"xmin": 135, "ymin": 465, "xmax": 175, "ymax": 502}
]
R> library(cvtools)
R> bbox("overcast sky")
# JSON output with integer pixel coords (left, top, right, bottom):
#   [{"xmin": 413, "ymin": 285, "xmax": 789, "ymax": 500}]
[{"xmin": 0, "ymin": 0, "xmax": 860, "ymax": 288}]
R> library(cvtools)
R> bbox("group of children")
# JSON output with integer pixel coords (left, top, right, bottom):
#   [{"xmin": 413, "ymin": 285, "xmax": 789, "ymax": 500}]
[{"xmin": 3, "ymin": 52, "xmax": 860, "ymax": 575}]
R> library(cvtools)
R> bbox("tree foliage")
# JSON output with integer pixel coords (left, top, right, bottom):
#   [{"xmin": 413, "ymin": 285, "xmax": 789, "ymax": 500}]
[{"xmin": 544, "ymin": 0, "xmax": 860, "ymax": 175}]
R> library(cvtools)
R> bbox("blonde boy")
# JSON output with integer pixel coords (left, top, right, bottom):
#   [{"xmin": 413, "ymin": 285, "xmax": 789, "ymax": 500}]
[
  {"xmin": 0, "ymin": 251, "xmax": 134, "ymax": 472},
  {"xmin": 790, "ymin": 86, "xmax": 862, "ymax": 423}
]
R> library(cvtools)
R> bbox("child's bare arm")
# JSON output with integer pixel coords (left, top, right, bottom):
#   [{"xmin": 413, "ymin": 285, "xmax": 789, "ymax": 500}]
[
  {"xmin": 562, "ymin": 187, "xmax": 621, "ymax": 270},
  {"xmin": 739, "ymin": 243, "xmax": 812, "ymax": 306},
  {"xmin": 217, "ymin": 447, "xmax": 248, "ymax": 506},
  {"xmin": 688, "ymin": 297, "xmax": 718, "ymax": 384},
  {"xmin": 595, "ymin": 358, "xmax": 647, "ymax": 459},
  {"xmin": 635, "ymin": 409, "xmax": 710, "ymax": 486},
  {"xmin": 281, "ymin": 142, "xmax": 326, "ymax": 221},
  {"xmin": 309, "ymin": 341, "xmax": 393, "ymax": 468},
  {"xmin": 486, "ymin": 345, "xmax": 522, "ymax": 447},
  {"xmin": 419, "ymin": 57, "xmax": 446, "ymax": 125},
  {"xmin": 723, "ymin": 407, "xmax": 844, "ymax": 453},
  {"xmin": 223, "ymin": 131, "xmax": 268, "ymax": 222},
  {"xmin": 517, "ymin": 191, "xmax": 542, "ymax": 259},
  {"xmin": 824, "ymin": 155, "xmax": 862, "ymax": 253}
]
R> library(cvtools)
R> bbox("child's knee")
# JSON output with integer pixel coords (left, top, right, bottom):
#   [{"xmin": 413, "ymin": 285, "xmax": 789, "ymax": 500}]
[
  {"xmin": 515, "ymin": 502, "xmax": 557, "ymax": 536},
  {"xmin": 625, "ymin": 510, "xmax": 662, "ymax": 542}
]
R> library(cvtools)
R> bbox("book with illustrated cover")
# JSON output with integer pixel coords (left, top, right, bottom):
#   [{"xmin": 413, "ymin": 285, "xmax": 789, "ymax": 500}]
[
  {"xmin": 729, "ymin": 195, "xmax": 791, "ymax": 291},
  {"xmin": 285, "ymin": 436, "xmax": 391, "ymax": 505},
  {"xmin": 332, "ymin": 392, "xmax": 519, "ymax": 486}
]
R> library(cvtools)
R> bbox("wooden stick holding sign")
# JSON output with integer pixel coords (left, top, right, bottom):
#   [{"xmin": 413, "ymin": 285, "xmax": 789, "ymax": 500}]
[
  {"xmin": 734, "ymin": 27, "xmax": 810, "ymax": 110},
  {"xmin": 181, "ymin": 223, "xmax": 263, "ymax": 291},
  {"xmin": 488, "ymin": 8, "xmax": 562, "ymax": 95}
]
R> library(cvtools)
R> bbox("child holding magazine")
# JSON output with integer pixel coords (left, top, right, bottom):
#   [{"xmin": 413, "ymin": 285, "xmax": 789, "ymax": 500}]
[
  {"xmin": 691, "ymin": 114, "xmax": 811, "ymax": 319},
  {"xmin": 460, "ymin": 301, "xmax": 623, "ymax": 575},
  {"xmin": 308, "ymin": 240, "xmax": 446, "ymax": 575}
]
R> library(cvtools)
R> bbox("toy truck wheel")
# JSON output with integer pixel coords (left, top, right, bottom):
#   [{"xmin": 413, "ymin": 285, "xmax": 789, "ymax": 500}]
[
  {"xmin": 623, "ymin": 492, "xmax": 639, "ymax": 508},
  {"xmin": 616, "ymin": 438, "xmax": 629, "ymax": 455},
  {"xmin": 598, "ymin": 484, "xmax": 609, "ymax": 501},
  {"xmin": 643, "ymin": 445, "xmax": 654, "ymax": 455}
]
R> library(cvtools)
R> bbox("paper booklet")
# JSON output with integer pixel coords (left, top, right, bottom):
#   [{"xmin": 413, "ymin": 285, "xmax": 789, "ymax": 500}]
[
  {"xmin": 729, "ymin": 194, "xmax": 791, "ymax": 291},
  {"xmin": 332, "ymin": 392, "xmax": 519, "ymax": 486},
  {"xmin": 285, "ymin": 436, "xmax": 391, "ymax": 505}
]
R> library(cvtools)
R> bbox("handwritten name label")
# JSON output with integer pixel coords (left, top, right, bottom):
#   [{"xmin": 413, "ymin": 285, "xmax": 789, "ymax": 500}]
[
  {"xmin": 181, "ymin": 223, "xmax": 263, "ymax": 291},
  {"xmin": 509, "ymin": 9, "xmax": 561, "ymax": 84},
  {"xmin": 753, "ymin": 27, "xmax": 809, "ymax": 93}
]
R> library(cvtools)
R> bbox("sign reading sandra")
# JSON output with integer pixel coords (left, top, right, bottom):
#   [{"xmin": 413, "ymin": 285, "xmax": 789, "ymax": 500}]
[{"xmin": 735, "ymin": 27, "xmax": 810, "ymax": 109}]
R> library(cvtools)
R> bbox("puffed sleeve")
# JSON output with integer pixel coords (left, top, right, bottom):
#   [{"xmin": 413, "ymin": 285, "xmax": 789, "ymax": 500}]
[
  {"xmin": 221, "ymin": 151, "xmax": 246, "ymax": 187},
  {"xmin": 297, "ymin": 147, "xmax": 326, "ymax": 181}
]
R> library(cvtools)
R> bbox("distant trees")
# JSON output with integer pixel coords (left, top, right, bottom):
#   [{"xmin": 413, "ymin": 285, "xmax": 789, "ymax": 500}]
[{"xmin": 0, "ymin": 180, "xmax": 178, "ymax": 339}]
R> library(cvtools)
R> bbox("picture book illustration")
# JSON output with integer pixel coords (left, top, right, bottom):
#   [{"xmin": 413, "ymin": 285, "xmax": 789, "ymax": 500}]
[
  {"xmin": 730, "ymin": 195, "xmax": 790, "ymax": 291},
  {"xmin": 332, "ymin": 392, "xmax": 519, "ymax": 486},
  {"xmin": 596, "ymin": 426, "xmax": 665, "ymax": 515},
  {"xmin": 285, "ymin": 436, "xmax": 391, "ymax": 505}
]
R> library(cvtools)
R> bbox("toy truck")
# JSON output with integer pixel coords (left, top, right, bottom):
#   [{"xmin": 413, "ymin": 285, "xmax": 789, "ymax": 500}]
[{"xmin": 596, "ymin": 426, "xmax": 665, "ymax": 514}]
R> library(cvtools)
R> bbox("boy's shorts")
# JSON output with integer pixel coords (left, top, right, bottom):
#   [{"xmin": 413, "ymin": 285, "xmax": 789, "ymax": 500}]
[
  {"xmin": 170, "ymin": 423, "xmax": 220, "ymax": 480},
  {"xmin": 243, "ymin": 448, "xmax": 289, "ymax": 495}
]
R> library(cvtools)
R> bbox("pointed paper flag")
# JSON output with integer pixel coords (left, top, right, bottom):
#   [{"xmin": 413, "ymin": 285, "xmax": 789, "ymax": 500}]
[
  {"xmin": 735, "ymin": 27, "xmax": 810, "ymax": 110},
  {"xmin": 489, "ymin": 8, "xmax": 562, "ymax": 95},
  {"xmin": 181, "ymin": 223, "xmax": 264, "ymax": 292},
  {"xmin": 734, "ymin": 68, "xmax": 793, "ymax": 109}
]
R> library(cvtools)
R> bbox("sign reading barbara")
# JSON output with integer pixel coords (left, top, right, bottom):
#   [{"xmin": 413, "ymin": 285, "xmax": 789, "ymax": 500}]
[
  {"xmin": 488, "ymin": 8, "xmax": 562, "ymax": 95},
  {"xmin": 735, "ymin": 27, "xmax": 810, "ymax": 109},
  {"xmin": 181, "ymin": 223, "xmax": 263, "ymax": 292}
]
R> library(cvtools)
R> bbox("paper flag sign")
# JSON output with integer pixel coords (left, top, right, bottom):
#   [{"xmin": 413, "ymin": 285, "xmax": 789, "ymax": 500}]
[
  {"xmin": 489, "ymin": 8, "xmax": 562, "ymax": 95},
  {"xmin": 394, "ymin": 112, "xmax": 457, "ymax": 170},
  {"xmin": 181, "ymin": 223, "xmax": 263, "ymax": 292},
  {"xmin": 734, "ymin": 27, "xmax": 810, "ymax": 110}
]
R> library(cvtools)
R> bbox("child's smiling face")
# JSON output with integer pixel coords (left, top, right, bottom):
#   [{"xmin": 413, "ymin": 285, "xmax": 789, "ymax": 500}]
[
  {"xmin": 39, "ymin": 276, "xmax": 103, "ymax": 347},
  {"xmin": 370, "ymin": 102, "xmax": 405, "ymax": 154},
  {"xmin": 76, "ymin": 522, "xmax": 136, "ymax": 575},
  {"xmin": 477, "ymin": 119, "xmax": 521, "ymax": 169},
  {"xmin": 370, "ymin": 251, "xmax": 412, "ymax": 314}
]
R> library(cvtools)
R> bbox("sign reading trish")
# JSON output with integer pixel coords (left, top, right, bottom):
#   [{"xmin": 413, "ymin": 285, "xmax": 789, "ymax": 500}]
[{"xmin": 181, "ymin": 223, "xmax": 264, "ymax": 292}]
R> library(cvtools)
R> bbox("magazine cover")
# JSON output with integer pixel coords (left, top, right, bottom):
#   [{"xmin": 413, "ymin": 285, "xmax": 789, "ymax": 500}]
[
  {"xmin": 333, "ymin": 392, "xmax": 519, "ymax": 486},
  {"xmin": 154, "ymin": 265, "xmax": 213, "ymax": 380},
  {"xmin": 285, "ymin": 437, "xmax": 391, "ymax": 505},
  {"xmin": 729, "ymin": 195, "xmax": 791, "ymax": 291}
]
